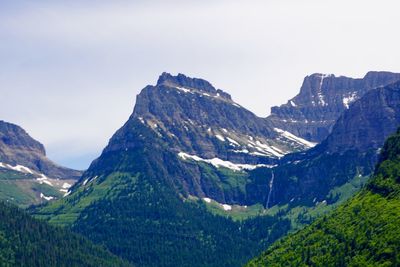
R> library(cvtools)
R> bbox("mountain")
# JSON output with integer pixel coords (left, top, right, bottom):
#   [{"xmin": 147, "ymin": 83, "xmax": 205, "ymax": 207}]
[
  {"xmin": 0, "ymin": 120, "xmax": 81, "ymax": 206},
  {"xmin": 34, "ymin": 73, "xmax": 301, "ymax": 267},
  {"xmin": 0, "ymin": 120, "xmax": 80, "ymax": 179},
  {"xmin": 135, "ymin": 72, "xmax": 314, "ymax": 160},
  {"xmin": 88, "ymin": 72, "xmax": 314, "ymax": 204},
  {"xmin": 268, "ymin": 71, "xmax": 400, "ymax": 142},
  {"xmin": 247, "ymin": 127, "xmax": 400, "ymax": 266},
  {"xmin": 34, "ymin": 72, "xmax": 400, "ymax": 266},
  {"xmin": 0, "ymin": 201, "xmax": 130, "ymax": 266},
  {"xmin": 246, "ymin": 81, "xmax": 400, "ymax": 214}
]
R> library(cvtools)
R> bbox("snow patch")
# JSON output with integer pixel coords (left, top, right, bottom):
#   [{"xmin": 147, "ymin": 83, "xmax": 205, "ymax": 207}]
[
  {"xmin": 178, "ymin": 152, "xmax": 271, "ymax": 171},
  {"xmin": 203, "ymin": 197, "xmax": 212, "ymax": 203},
  {"xmin": 62, "ymin": 183, "xmax": 72, "ymax": 189},
  {"xmin": 82, "ymin": 176, "xmax": 98, "ymax": 186},
  {"xmin": 215, "ymin": 134, "xmax": 225, "ymax": 142},
  {"xmin": 0, "ymin": 162, "xmax": 34, "ymax": 174},
  {"xmin": 201, "ymin": 197, "xmax": 246, "ymax": 211},
  {"xmin": 232, "ymin": 149, "xmax": 250, "ymax": 154},
  {"xmin": 40, "ymin": 193, "xmax": 54, "ymax": 201},
  {"xmin": 222, "ymin": 204, "xmax": 232, "ymax": 211},
  {"xmin": 37, "ymin": 174, "xmax": 53, "ymax": 186},
  {"xmin": 255, "ymin": 140, "xmax": 284, "ymax": 158},
  {"xmin": 343, "ymin": 92, "xmax": 357, "ymax": 109},
  {"xmin": 232, "ymin": 103, "xmax": 241, "ymax": 108},
  {"xmin": 226, "ymin": 137, "xmax": 240, "ymax": 146},
  {"xmin": 274, "ymin": 128, "xmax": 317, "ymax": 148},
  {"xmin": 11, "ymin": 165, "xmax": 34, "ymax": 174},
  {"xmin": 175, "ymin": 86, "xmax": 191, "ymax": 93}
]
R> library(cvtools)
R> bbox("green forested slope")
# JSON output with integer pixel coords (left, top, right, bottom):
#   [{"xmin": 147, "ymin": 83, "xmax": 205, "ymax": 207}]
[
  {"xmin": 0, "ymin": 202, "xmax": 130, "ymax": 267},
  {"xmin": 247, "ymin": 128, "xmax": 400, "ymax": 267},
  {"xmin": 34, "ymin": 120, "xmax": 292, "ymax": 267}
]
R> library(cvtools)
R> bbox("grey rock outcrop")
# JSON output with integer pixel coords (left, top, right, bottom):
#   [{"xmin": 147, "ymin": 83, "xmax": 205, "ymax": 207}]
[
  {"xmin": 0, "ymin": 120, "xmax": 81, "ymax": 179},
  {"xmin": 268, "ymin": 71, "xmax": 400, "ymax": 142}
]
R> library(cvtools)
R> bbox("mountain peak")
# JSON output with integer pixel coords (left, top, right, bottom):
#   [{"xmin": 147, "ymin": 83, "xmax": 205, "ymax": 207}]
[
  {"xmin": 156, "ymin": 72, "xmax": 231, "ymax": 97},
  {"xmin": 307, "ymin": 73, "xmax": 335, "ymax": 79},
  {"xmin": 0, "ymin": 120, "xmax": 46, "ymax": 155},
  {"xmin": 0, "ymin": 120, "xmax": 81, "ymax": 180}
]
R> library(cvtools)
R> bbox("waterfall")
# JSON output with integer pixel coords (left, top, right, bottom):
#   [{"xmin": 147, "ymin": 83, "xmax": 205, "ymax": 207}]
[{"xmin": 265, "ymin": 171, "xmax": 275, "ymax": 209}]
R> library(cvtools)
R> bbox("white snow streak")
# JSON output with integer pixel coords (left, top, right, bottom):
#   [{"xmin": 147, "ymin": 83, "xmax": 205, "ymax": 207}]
[
  {"xmin": 175, "ymin": 86, "xmax": 191, "ymax": 93},
  {"xmin": 274, "ymin": 128, "xmax": 317, "ymax": 148},
  {"xmin": 40, "ymin": 193, "xmax": 54, "ymax": 201},
  {"xmin": 226, "ymin": 137, "xmax": 240, "ymax": 146},
  {"xmin": 215, "ymin": 134, "xmax": 225, "ymax": 142},
  {"xmin": 222, "ymin": 204, "xmax": 232, "ymax": 211},
  {"xmin": 0, "ymin": 162, "xmax": 34, "ymax": 174},
  {"xmin": 203, "ymin": 197, "xmax": 212, "ymax": 203},
  {"xmin": 317, "ymin": 74, "xmax": 332, "ymax": 106},
  {"xmin": 178, "ymin": 152, "xmax": 272, "ymax": 171},
  {"xmin": 255, "ymin": 141, "xmax": 284, "ymax": 158}
]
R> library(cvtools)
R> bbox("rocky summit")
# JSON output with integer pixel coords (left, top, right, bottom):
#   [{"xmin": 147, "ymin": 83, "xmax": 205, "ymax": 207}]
[
  {"xmin": 268, "ymin": 71, "xmax": 400, "ymax": 142},
  {"xmin": 131, "ymin": 72, "xmax": 315, "ymax": 164}
]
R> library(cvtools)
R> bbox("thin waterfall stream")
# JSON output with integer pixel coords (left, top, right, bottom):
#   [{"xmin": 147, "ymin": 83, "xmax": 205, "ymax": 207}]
[{"xmin": 265, "ymin": 171, "xmax": 274, "ymax": 209}]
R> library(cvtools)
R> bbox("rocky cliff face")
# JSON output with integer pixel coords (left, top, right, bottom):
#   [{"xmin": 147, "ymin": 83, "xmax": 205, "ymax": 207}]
[
  {"xmin": 323, "ymin": 83, "xmax": 400, "ymax": 153},
  {"xmin": 124, "ymin": 72, "xmax": 315, "ymax": 164},
  {"xmin": 247, "ymin": 81, "xmax": 400, "ymax": 208},
  {"xmin": 268, "ymin": 71, "xmax": 400, "ymax": 142},
  {"xmin": 84, "ymin": 73, "xmax": 317, "ymax": 204},
  {"xmin": 0, "ymin": 120, "xmax": 81, "ymax": 179}
]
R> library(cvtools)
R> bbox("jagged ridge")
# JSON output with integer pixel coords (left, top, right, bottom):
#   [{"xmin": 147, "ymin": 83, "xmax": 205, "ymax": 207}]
[{"xmin": 268, "ymin": 71, "xmax": 400, "ymax": 142}]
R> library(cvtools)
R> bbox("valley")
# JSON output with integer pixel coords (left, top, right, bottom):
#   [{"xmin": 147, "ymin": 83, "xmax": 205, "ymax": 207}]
[
  {"xmin": 1, "ymin": 71, "xmax": 400, "ymax": 266},
  {"xmin": 30, "ymin": 72, "xmax": 400, "ymax": 266},
  {"xmin": 2, "ymin": 2, "xmax": 399, "ymax": 266}
]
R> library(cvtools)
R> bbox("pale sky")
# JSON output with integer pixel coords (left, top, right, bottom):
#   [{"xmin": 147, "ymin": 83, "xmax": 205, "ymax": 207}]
[{"xmin": 1, "ymin": 0, "xmax": 399, "ymax": 169}]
